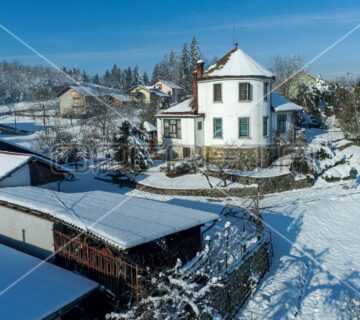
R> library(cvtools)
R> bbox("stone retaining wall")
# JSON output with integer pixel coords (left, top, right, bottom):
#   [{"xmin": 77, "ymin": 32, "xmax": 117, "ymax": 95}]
[
  {"xmin": 204, "ymin": 242, "xmax": 271, "ymax": 319},
  {"xmin": 135, "ymin": 174, "xmax": 313, "ymax": 197}
]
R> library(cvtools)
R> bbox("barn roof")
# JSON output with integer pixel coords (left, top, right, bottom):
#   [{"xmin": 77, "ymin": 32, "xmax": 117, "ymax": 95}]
[
  {"xmin": 0, "ymin": 244, "xmax": 98, "ymax": 319},
  {"xmin": 203, "ymin": 47, "xmax": 274, "ymax": 79},
  {"xmin": 0, "ymin": 187, "xmax": 218, "ymax": 250}
]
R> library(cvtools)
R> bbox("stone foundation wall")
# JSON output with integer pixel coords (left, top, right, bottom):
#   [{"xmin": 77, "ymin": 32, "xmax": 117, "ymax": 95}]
[{"xmin": 205, "ymin": 242, "xmax": 271, "ymax": 318}]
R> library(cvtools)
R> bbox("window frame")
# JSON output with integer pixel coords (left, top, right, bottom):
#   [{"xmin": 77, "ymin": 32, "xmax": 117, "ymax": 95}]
[
  {"xmin": 163, "ymin": 119, "xmax": 181, "ymax": 139},
  {"xmin": 263, "ymin": 116, "xmax": 269, "ymax": 136},
  {"xmin": 213, "ymin": 118, "xmax": 223, "ymax": 139},
  {"xmin": 197, "ymin": 121, "xmax": 202, "ymax": 130},
  {"xmin": 238, "ymin": 117, "xmax": 250, "ymax": 138},
  {"xmin": 213, "ymin": 83, "xmax": 222, "ymax": 103},
  {"xmin": 277, "ymin": 114, "xmax": 287, "ymax": 133},
  {"xmin": 239, "ymin": 82, "xmax": 251, "ymax": 101},
  {"xmin": 263, "ymin": 82, "xmax": 269, "ymax": 101}
]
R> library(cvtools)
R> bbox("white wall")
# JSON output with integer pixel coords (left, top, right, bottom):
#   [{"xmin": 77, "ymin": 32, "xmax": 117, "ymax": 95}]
[
  {"xmin": 198, "ymin": 78, "xmax": 273, "ymax": 147},
  {"xmin": 0, "ymin": 165, "xmax": 30, "ymax": 187},
  {"xmin": 157, "ymin": 117, "xmax": 196, "ymax": 147},
  {"xmin": 0, "ymin": 205, "xmax": 55, "ymax": 260}
]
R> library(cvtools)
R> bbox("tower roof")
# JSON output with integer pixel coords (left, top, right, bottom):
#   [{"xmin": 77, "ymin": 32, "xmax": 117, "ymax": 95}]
[{"xmin": 204, "ymin": 47, "xmax": 275, "ymax": 79}]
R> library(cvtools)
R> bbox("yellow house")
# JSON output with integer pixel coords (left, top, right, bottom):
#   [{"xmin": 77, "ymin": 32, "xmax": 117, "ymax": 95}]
[
  {"xmin": 129, "ymin": 85, "xmax": 171, "ymax": 109},
  {"xmin": 57, "ymin": 83, "xmax": 129, "ymax": 117}
]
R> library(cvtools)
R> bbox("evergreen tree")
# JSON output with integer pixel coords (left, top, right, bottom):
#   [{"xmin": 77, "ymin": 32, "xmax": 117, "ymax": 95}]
[
  {"xmin": 82, "ymin": 70, "xmax": 90, "ymax": 82},
  {"xmin": 124, "ymin": 67, "xmax": 133, "ymax": 91},
  {"xmin": 111, "ymin": 64, "xmax": 122, "ymax": 89},
  {"xmin": 92, "ymin": 74, "xmax": 100, "ymax": 84},
  {"xmin": 103, "ymin": 70, "xmax": 112, "ymax": 87},
  {"xmin": 133, "ymin": 66, "xmax": 143, "ymax": 86},
  {"xmin": 169, "ymin": 50, "xmax": 180, "ymax": 84},
  {"xmin": 190, "ymin": 37, "xmax": 201, "ymax": 70},
  {"xmin": 180, "ymin": 42, "xmax": 192, "ymax": 94},
  {"xmin": 142, "ymin": 71, "xmax": 150, "ymax": 85},
  {"xmin": 152, "ymin": 64, "xmax": 162, "ymax": 83}
]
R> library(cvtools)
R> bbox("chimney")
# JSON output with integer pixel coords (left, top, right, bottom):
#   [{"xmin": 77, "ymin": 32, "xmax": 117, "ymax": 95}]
[{"xmin": 192, "ymin": 60, "xmax": 205, "ymax": 111}]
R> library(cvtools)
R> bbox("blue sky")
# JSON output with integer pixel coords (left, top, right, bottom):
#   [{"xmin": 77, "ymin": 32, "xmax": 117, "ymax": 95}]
[{"xmin": 0, "ymin": 0, "xmax": 359, "ymax": 79}]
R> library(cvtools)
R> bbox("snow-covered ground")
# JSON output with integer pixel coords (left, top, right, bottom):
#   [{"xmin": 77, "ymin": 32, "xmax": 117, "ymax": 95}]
[{"xmin": 1, "ymin": 112, "xmax": 360, "ymax": 319}]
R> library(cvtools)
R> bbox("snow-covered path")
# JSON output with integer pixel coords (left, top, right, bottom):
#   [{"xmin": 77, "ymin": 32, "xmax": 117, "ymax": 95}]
[{"xmin": 238, "ymin": 183, "xmax": 360, "ymax": 319}]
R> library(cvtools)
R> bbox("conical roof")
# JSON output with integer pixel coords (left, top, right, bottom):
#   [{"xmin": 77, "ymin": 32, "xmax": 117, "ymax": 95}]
[{"xmin": 204, "ymin": 47, "xmax": 274, "ymax": 78}]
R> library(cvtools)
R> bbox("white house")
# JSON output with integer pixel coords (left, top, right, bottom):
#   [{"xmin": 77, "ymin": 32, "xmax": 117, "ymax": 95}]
[{"xmin": 156, "ymin": 45, "xmax": 302, "ymax": 169}]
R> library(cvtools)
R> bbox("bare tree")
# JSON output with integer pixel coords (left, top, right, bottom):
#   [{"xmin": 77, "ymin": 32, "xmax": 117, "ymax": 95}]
[{"xmin": 268, "ymin": 55, "xmax": 303, "ymax": 99}]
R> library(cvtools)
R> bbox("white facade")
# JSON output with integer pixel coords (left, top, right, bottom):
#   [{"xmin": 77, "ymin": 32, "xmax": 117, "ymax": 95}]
[
  {"xmin": 156, "ymin": 47, "xmax": 302, "ymax": 159},
  {"xmin": 198, "ymin": 78, "xmax": 273, "ymax": 147}
]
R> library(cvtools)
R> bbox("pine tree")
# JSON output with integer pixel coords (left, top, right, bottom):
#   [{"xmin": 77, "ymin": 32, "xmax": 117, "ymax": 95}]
[
  {"xmin": 124, "ymin": 67, "xmax": 133, "ymax": 91},
  {"xmin": 190, "ymin": 37, "xmax": 201, "ymax": 71},
  {"xmin": 151, "ymin": 64, "xmax": 162, "ymax": 83},
  {"xmin": 110, "ymin": 64, "xmax": 122, "ymax": 89},
  {"xmin": 103, "ymin": 70, "xmax": 112, "ymax": 87},
  {"xmin": 180, "ymin": 42, "xmax": 192, "ymax": 94},
  {"xmin": 92, "ymin": 74, "xmax": 100, "ymax": 84},
  {"xmin": 169, "ymin": 50, "xmax": 180, "ymax": 84},
  {"xmin": 142, "ymin": 71, "xmax": 150, "ymax": 85},
  {"xmin": 82, "ymin": 70, "xmax": 90, "ymax": 82},
  {"xmin": 132, "ymin": 66, "xmax": 143, "ymax": 86}
]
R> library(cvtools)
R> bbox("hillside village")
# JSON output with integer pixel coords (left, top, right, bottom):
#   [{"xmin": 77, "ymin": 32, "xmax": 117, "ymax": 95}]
[{"xmin": 0, "ymin": 26, "xmax": 360, "ymax": 320}]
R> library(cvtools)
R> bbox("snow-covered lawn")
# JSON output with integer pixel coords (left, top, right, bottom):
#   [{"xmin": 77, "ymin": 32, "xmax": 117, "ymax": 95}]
[{"xmin": 238, "ymin": 183, "xmax": 360, "ymax": 319}]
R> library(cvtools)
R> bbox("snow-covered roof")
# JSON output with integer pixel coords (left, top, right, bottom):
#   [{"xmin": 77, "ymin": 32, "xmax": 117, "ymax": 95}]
[
  {"xmin": 0, "ymin": 152, "xmax": 31, "ymax": 181},
  {"xmin": 58, "ymin": 82, "xmax": 124, "ymax": 97},
  {"xmin": 156, "ymin": 80, "xmax": 183, "ymax": 90},
  {"xmin": 204, "ymin": 47, "xmax": 274, "ymax": 78},
  {"xmin": 159, "ymin": 98, "xmax": 193, "ymax": 114},
  {"xmin": 271, "ymin": 92, "xmax": 303, "ymax": 112},
  {"xmin": 139, "ymin": 86, "xmax": 171, "ymax": 97},
  {"xmin": 0, "ymin": 187, "xmax": 218, "ymax": 250},
  {"xmin": 109, "ymin": 93, "xmax": 130, "ymax": 102},
  {"xmin": 0, "ymin": 244, "xmax": 98, "ymax": 319},
  {"xmin": 143, "ymin": 121, "xmax": 157, "ymax": 132},
  {"xmin": 0, "ymin": 151, "xmax": 70, "ymax": 181}
]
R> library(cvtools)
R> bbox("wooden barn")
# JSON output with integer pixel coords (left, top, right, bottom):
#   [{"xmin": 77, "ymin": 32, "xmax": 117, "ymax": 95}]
[{"xmin": 0, "ymin": 187, "xmax": 218, "ymax": 304}]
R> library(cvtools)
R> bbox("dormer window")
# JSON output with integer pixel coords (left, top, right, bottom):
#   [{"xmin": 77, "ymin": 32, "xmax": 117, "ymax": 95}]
[
  {"xmin": 263, "ymin": 82, "xmax": 269, "ymax": 101},
  {"xmin": 213, "ymin": 83, "xmax": 222, "ymax": 102},
  {"xmin": 239, "ymin": 83, "xmax": 251, "ymax": 101}
]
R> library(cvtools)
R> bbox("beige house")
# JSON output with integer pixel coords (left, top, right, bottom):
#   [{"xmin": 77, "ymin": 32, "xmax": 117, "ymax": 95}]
[
  {"xmin": 129, "ymin": 85, "xmax": 171, "ymax": 109},
  {"xmin": 153, "ymin": 80, "xmax": 183, "ymax": 103},
  {"xmin": 58, "ymin": 83, "xmax": 129, "ymax": 117}
]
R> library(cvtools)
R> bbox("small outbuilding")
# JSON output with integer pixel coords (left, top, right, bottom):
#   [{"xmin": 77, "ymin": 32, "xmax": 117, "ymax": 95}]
[
  {"xmin": 0, "ymin": 151, "xmax": 69, "ymax": 190},
  {"xmin": 0, "ymin": 244, "xmax": 99, "ymax": 320},
  {"xmin": 0, "ymin": 187, "xmax": 218, "ymax": 303}
]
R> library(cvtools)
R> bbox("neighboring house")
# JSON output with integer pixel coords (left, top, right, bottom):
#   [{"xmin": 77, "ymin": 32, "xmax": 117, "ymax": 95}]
[
  {"xmin": 0, "ymin": 151, "xmax": 68, "ymax": 190},
  {"xmin": 287, "ymin": 71, "xmax": 318, "ymax": 101},
  {"xmin": 0, "ymin": 244, "xmax": 99, "ymax": 320},
  {"xmin": 0, "ymin": 186, "xmax": 218, "ymax": 302},
  {"xmin": 57, "ymin": 83, "xmax": 129, "ymax": 117},
  {"xmin": 153, "ymin": 80, "xmax": 183, "ymax": 103},
  {"xmin": 156, "ymin": 45, "xmax": 302, "ymax": 169},
  {"xmin": 143, "ymin": 121, "xmax": 157, "ymax": 148},
  {"xmin": 129, "ymin": 85, "xmax": 171, "ymax": 109}
]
